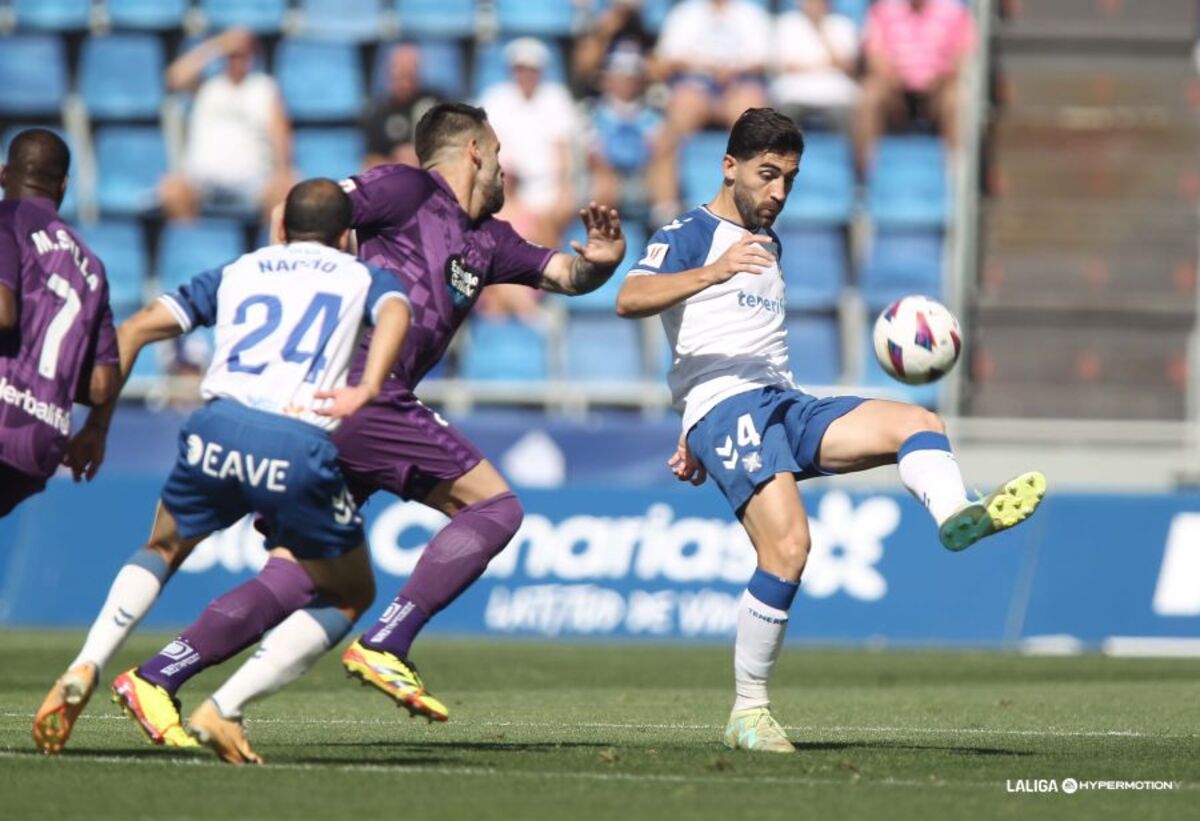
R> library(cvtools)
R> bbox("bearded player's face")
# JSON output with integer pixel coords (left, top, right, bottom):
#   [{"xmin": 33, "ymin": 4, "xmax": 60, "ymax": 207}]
[
  {"xmin": 476, "ymin": 125, "xmax": 506, "ymax": 217},
  {"xmin": 729, "ymin": 151, "xmax": 799, "ymax": 230}
]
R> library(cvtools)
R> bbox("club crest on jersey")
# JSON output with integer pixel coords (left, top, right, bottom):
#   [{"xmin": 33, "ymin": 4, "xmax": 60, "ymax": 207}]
[
  {"xmin": 639, "ymin": 243, "xmax": 669, "ymax": 269},
  {"xmin": 445, "ymin": 254, "xmax": 481, "ymax": 308}
]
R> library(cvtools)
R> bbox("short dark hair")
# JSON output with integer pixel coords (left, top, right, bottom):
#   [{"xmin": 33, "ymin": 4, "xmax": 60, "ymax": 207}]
[
  {"xmin": 283, "ymin": 178, "xmax": 352, "ymax": 247},
  {"xmin": 414, "ymin": 102, "xmax": 489, "ymax": 165},
  {"xmin": 726, "ymin": 108, "xmax": 805, "ymax": 162},
  {"xmin": 5, "ymin": 128, "xmax": 70, "ymax": 187}
]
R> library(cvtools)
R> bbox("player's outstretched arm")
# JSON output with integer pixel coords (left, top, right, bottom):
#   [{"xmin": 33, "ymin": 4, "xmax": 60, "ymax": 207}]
[
  {"xmin": 315, "ymin": 298, "xmax": 411, "ymax": 420},
  {"xmin": 615, "ymin": 233, "xmax": 776, "ymax": 319},
  {"xmin": 539, "ymin": 202, "xmax": 626, "ymax": 296}
]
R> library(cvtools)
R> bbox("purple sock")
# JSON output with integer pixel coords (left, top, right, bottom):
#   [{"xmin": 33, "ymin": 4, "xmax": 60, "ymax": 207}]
[
  {"xmin": 362, "ymin": 492, "xmax": 523, "ymax": 657},
  {"xmin": 138, "ymin": 556, "xmax": 316, "ymax": 694}
]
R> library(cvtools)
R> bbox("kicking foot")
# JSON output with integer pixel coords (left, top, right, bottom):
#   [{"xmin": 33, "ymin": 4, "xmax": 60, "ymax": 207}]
[
  {"xmin": 187, "ymin": 700, "xmax": 263, "ymax": 765},
  {"xmin": 111, "ymin": 669, "xmax": 199, "ymax": 748},
  {"xmin": 939, "ymin": 471, "xmax": 1047, "ymax": 552},
  {"xmin": 341, "ymin": 639, "xmax": 448, "ymax": 722},
  {"xmin": 33, "ymin": 663, "xmax": 98, "ymax": 754},
  {"xmin": 723, "ymin": 706, "xmax": 795, "ymax": 753}
]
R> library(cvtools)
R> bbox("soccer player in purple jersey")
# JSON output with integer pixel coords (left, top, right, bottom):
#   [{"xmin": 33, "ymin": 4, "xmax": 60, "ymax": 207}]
[{"xmin": 0, "ymin": 129, "xmax": 119, "ymax": 517}]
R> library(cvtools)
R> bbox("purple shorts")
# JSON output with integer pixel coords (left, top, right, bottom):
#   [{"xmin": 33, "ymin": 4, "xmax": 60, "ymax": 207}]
[
  {"xmin": 0, "ymin": 461, "xmax": 46, "ymax": 518},
  {"xmin": 331, "ymin": 394, "xmax": 483, "ymax": 505}
]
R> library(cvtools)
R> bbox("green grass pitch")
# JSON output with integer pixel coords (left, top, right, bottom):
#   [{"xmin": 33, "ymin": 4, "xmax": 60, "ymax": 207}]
[{"xmin": 1, "ymin": 631, "xmax": 1197, "ymax": 820}]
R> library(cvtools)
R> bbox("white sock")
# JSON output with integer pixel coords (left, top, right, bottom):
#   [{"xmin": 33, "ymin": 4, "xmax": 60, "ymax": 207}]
[
  {"xmin": 897, "ymin": 440, "xmax": 969, "ymax": 525},
  {"xmin": 210, "ymin": 605, "xmax": 352, "ymax": 719},
  {"xmin": 69, "ymin": 550, "xmax": 170, "ymax": 672},
  {"xmin": 733, "ymin": 590, "xmax": 789, "ymax": 712}
]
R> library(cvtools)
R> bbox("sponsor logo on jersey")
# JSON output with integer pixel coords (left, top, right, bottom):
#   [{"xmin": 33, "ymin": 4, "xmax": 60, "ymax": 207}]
[
  {"xmin": 444, "ymin": 254, "xmax": 482, "ymax": 308},
  {"xmin": 0, "ymin": 376, "xmax": 71, "ymax": 435},
  {"xmin": 736, "ymin": 290, "xmax": 785, "ymax": 314},
  {"xmin": 185, "ymin": 433, "xmax": 291, "ymax": 492},
  {"xmin": 639, "ymin": 243, "xmax": 669, "ymax": 269}
]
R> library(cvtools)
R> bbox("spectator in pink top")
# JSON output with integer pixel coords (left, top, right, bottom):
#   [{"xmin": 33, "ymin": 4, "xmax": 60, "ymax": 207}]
[{"xmin": 854, "ymin": 0, "xmax": 976, "ymax": 175}]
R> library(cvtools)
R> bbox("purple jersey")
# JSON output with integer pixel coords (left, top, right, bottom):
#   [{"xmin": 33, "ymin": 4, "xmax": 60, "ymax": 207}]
[
  {"xmin": 340, "ymin": 164, "xmax": 554, "ymax": 395},
  {"xmin": 0, "ymin": 198, "xmax": 117, "ymax": 479}
]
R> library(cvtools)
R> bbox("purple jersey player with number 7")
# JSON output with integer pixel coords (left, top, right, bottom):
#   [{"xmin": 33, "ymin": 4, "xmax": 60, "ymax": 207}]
[{"xmin": 0, "ymin": 129, "xmax": 119, "ymax": 517}]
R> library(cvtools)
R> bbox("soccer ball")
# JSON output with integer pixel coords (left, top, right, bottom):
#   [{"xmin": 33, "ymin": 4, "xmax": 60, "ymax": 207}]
[{"xmin": 872, "ymin": 295, "xmax": 962, "ymax": 385}]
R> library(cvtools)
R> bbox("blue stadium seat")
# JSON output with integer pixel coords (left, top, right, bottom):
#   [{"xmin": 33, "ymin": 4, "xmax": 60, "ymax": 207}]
[
  {"xmin": 372, "ymin": 40, "xmax": 467, "ymax": 100},
  {"xmin": 494, "ymin": 0, "xmax": 576, "ymax": 37},
  {"xmin": 861, "ymin": 327, "xmax": 940, "ymax": 409},
  {"xmin": 157, "ymin": 219, "xmax": 246, "ymax": 292},
  {"xmin": 294, "ymin": 129, "xmax": 365, "ymax": 181},
  {"xmin": 80, "ymin": 35, "xmax": 165, "ymax": 120},
  {"xmin": 298, "ymin": 0, "xmax": 387, "ymax": 42},
  {"xmin": 560, "ymin": 220, "xmax": 647, "ymax": 312},
  {"xmin": 200, "ymin": 0, "xmax": 287, "ymax": 34},
  {"xmin": 12, "ymin": 0, "xmax": 90, "ymax": 30},
  {"xmin": 565, "ymin": 315, "xmax": 642, "ymax": 382},
  {"xmin": 461, "ymin": 317, "xmax": 548, "ymax": 381},
  {"xmin": 679, "ymin": 131, "xmax": 727, "ymax": 207},
  {"xmin": 94, "ymin": 126, "xmax": 167, "ymax": 215},
  {"xmin": 780, "ymin": 131, "xmax": 854, "ymax": 226},
  {"xmin": 472, "ymin": 37, "xmax": 565, "ymax": 96},
  {"xmin": 277, "ymin": 39, "xmax": 365, "ymax": 122},
  {"xmin": 107, "ymin": 0, "xmax": 190, "ymax": 30},
  {"xmin": 867, "ymin": 135, "xmax": 949, "ymax": 228},
  {"xmin": 0, "ymin": 36, "xmax": 68, "ymax": 117},
  {"xmin": 640, "ymin": 0, "xmax": 673, "ymax": 33},
  {"xmin": 780, "ymin": 0, "xmax": 870, "ymax": 28},
  {"xmin": 75, "ymin": 220, "xmax": 147, "ymax": 317},
  {"xmin": 785, "ymin": 314, "xmax": 841, "ymax": 386},
  {"xmin": 860, "ymin": 228, "xmax": 945, "ymax": 311},
  {"xmin": 776, "ymin": 224, "xmax": 845, "ymax": 311},
  {"xmin": 394, "ymin": 0, "xmax": 477, "ymax": 38},
  {"xmin": 1, "ymin": 126, "xmax": 78, "ymax": 217}
]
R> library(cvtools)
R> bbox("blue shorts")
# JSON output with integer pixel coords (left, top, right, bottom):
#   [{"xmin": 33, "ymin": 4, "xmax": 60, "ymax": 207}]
[
  {"xmin": 161, "ymin": 399, "xmax": 364, "ymax": 559},
  {"xmin": 687, "ymin": 387, "xmax": 866, "ymax": 515}
]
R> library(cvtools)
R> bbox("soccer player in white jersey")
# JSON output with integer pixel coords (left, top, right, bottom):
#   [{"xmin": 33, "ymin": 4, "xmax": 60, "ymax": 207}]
[
  {"xmin": 617, "ymin": 109, "xmax": 1045, "ymax": 753},
  {"xmin": 34, "ymin": 180, "xmax": 411, "ymax": 762}
]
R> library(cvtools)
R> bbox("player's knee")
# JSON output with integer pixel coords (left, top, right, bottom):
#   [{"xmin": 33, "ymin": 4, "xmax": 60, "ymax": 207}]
[
  {"xmin": 145, "ymin": 540, "xmax": 192, "ymax": 571},
  {"xmin": 769, "ymin": 526, "xmax": 811, "ymax": 579},
  {"xmin": 473, "ymin": 491, "xmax": 524, "ymax": 542},
  {"xmin": 895, "ymin": 405, "xmax": 944, "ymax": 446}
]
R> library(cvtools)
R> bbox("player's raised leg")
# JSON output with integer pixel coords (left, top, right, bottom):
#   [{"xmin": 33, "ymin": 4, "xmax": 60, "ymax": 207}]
[
  {"xmin": 32, "ymin": 503, "xmax": 201, "ymax": 754},
  {"xmin": 817, "ymin": 399, "xmax": 1046, "ymax": 550},
  {"xmin": 722, "ymin": 473, "xmax": 806, "ymax": 754}
]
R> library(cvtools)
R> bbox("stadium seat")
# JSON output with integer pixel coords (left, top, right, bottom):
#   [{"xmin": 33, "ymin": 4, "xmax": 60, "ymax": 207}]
[
  {"xmin": 94, "ymin": 126, "xmax": 167, "ymax": 215},
  {"xmin": 0, "ymin": 36, "xmax": 68, "ymax": 118},
  {"xmin": 679, "ymin": 131, "xmax": 727, "ymax": 207},
  {"xmin": 779, "ymin": 131, "xmax": 854, "ymax": 226},
  {"xmin": 199, "ymin": 0, "xmax": 287, "ymax": 34},
  {"xmin": 461, "ymin": 317, "xmax": 548, "ymax": 381},
  {"xmin": 780, "ymin": 0, "xmax": 869, "ymax": 28},
  {"xmin": 565, "ymin": 314, "xmax": 643, "ymax": 382},
  {"xmin": 106, "ymin": 0, "xmax": 190, "ymax": 30},
  {"xmin": 776, "ymin": 224, "xmax": 845, "ymax": 311},
  {"xmin": 560, "ymin": 220, "xmax": 647, "ymax": 312},
  {"xmin": 784, "ymin": 313, "xmax": 841, "ymax": 386},
  {"xmin": 293, "ymin": 129, "xmax": 365, "ymax": 181},
  {"xmin": 472, "ymin": 37, "xmax": 565, "ymax": 96},
  {"xmin": 867, "ymin": 135, "xmax": 949, "ymax": 228},
  {"xmin": 394, "ymin": 0, "xmax": 478, "ymax": 39},
  {"xmin": 860, "ymin": 228, "xmax": 945, "ymax": 311},
  {"xmin": 277, "ymin": 40, "xmax": 365, "ymax": 122},
  {"xmin": 75, "ymin": 220, "xmax": 147, "ymax": 317},
  {"xmin": 298, "ymin": 0, "xmax": 387, "ymax": 42},
  {"xmin": 639, "ymin": 0, "xmax": 673, "ymax": 33},
  {"xmin": 372, "ymin": 40, "xmax": 467, "ymax": 100},
  {"xmin": 494, "ymin": 0, "xmax": 577, "ymax": 37},
  {"xmin": 12, "ymin": 0, "xmax": 90, "ymax": 30},
  {"xmin": 860, "ymin": 327, "xmax": 940, "ymax": 409},
  {"xmin": 1, "ymin": 126, "xmax": 78, "ymax": 217},
  {"xmin": 156, "ymin": 219, "xmax": 245, "ymax": 292},
  {"xmin": 80, "ymin": 35, "xmax": 165, "ymax": 120}
]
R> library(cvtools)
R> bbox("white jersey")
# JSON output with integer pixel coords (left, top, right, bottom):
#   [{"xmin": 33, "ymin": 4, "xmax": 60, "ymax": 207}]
[
  {"xmin": 159, "ymin": 241, "xmax": 408, "ymax": 432},
  {"xmin": 628, "ymin": 206, "xmax": 795, "ymax": 432}
]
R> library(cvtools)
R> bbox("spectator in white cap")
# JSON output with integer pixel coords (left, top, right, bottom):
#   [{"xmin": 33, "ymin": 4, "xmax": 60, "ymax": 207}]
[{"xmin": 478, "ymin": 37, "xmax": 579, "ymax": 247}]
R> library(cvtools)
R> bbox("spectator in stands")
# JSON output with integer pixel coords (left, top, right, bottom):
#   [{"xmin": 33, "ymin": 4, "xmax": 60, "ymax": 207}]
[
  {"xmin": 159, "ymin": 29, "xmax": 294, "ymax": 222},
  {"xmin": 656, "ymin": 0, "xmax": 771, "ymax": 139},
  {"xmin": 855, "ymin": 0, "xmax": 976, "ymax": 175},
  {"xmin": 770, "ymin": 0, "xmax": 860, "ymax": 132},
  {"xmin": 361, "ymin": 43, "xmax": 443, "ymax": 169},
  {"xmin": 572, "ymin": 0, "xmax": 661, "ymax": 96},
  {"xmin": 479, "ymin": 38, "xmax": 578, "ymax": 247},
  {"xmin": 586, "ymin": 48, "xmax": 675, "ymax": 223}
]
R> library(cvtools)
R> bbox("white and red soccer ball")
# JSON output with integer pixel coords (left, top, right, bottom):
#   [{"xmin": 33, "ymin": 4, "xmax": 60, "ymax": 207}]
[{"xmin": 872, "ymin": 295, "xmax": 962, "ymax": 385}]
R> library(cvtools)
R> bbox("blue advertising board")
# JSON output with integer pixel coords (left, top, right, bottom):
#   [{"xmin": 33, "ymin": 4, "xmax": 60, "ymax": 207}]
[{"xmin": 2, "ymin": 476, "xmax": 1198, "ymax": 647}]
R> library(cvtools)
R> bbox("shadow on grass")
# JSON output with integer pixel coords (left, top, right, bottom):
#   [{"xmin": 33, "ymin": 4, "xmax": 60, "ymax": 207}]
[
  {"xmin": 796, "ymin": 740, "xmax": 1035, "ymax": 757},
  {"xmin": 312, "ymin": 739, "xmax": 614, "ymax": 754}
]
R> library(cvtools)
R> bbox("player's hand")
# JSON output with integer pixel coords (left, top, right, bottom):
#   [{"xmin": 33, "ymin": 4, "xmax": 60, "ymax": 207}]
[
  {"xmin": 668, "ymin": 437, "xmax": 706, "ymax": 486},
  {"xmin": 570, "ymin": 202, "xmax": 626, "ymax": 270},
  {"xmin": 313, "ymin": 385, "xmax": 374, "ymax": 420},
  {"xmin": 705, "ymin": 234, "xmax": 776, "ymax": 284},
  {"xmin": 62, "ymin": 424, "xmax": 108, "ymax": 482}
]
